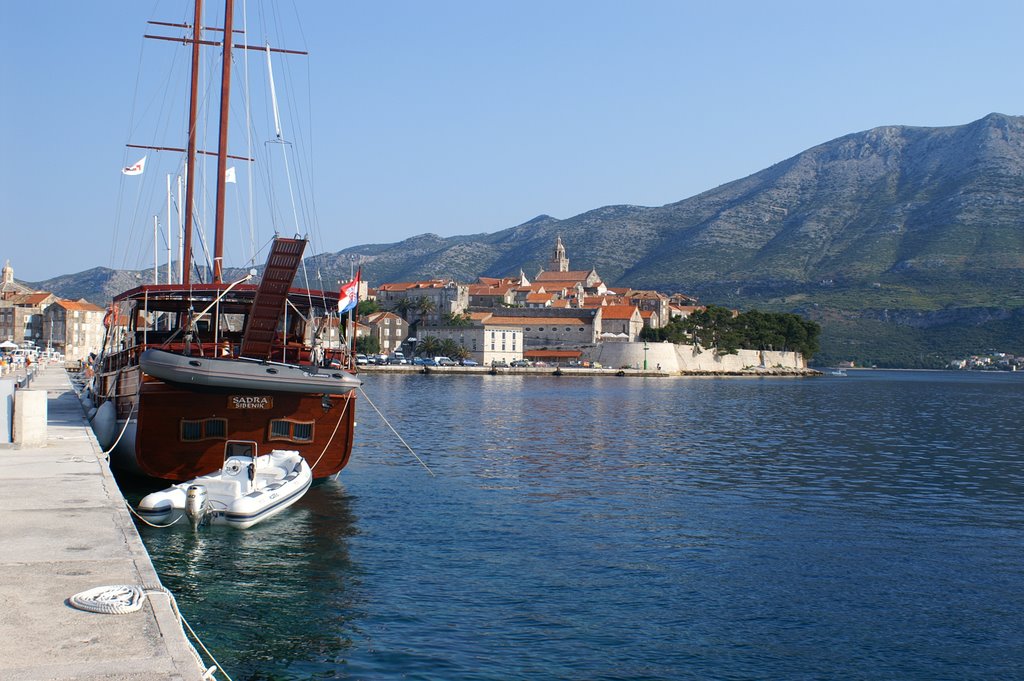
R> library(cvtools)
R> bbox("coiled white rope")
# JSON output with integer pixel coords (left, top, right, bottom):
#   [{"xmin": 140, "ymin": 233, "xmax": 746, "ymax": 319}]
[
  {"xmin": 69, "ymin": 584, "xmax": 147, "ymax": 615},
  {"xmin": 69, "ymin": 583, "xmax": 233, "ymax": 681}
]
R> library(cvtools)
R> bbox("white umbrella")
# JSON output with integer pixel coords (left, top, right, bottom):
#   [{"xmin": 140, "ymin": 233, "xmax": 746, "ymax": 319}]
[{"xmin": 0, "ymin": 340, "xmax": 18, "ymax": 349}]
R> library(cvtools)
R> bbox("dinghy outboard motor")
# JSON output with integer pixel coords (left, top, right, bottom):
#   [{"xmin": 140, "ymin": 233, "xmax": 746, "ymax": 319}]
[{"xmin": 185, "ymin": 484, "xmax": 209, "ymax": 528}]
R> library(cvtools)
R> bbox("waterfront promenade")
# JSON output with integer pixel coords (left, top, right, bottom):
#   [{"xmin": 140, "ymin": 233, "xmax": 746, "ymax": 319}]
[{"xmin": 0, "ymin": 366, "xmax": 204, "ymax": 680}]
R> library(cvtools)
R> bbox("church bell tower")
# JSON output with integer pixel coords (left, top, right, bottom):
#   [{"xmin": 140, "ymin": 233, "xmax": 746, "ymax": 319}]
[{"xmin": 549, "ymin": 236, "xmax": 569, "ymax": 272}]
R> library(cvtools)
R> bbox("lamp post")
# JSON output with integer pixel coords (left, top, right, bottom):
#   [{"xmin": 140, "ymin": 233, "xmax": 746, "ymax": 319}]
[{"xmin": 643, "ymin": 341, "xmax": 649, "ymax": 370}]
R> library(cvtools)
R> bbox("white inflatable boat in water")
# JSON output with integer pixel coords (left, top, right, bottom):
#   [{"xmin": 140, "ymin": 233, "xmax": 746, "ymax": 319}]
[{"xmin": 138, "ymin": 441, "xmax": 312, "ymax": 529}]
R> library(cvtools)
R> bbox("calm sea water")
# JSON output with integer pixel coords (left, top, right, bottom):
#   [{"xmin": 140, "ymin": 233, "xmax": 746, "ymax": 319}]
[{"xmin": 132, "ymin": 370, "xmax": 1024, "ymax": 680}]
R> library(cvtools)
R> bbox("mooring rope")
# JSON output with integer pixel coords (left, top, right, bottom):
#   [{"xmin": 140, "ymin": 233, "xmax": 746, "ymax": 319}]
[
  {"xmin": 309, "ymin": 393, "xmax": 352, "ymax": 472},
  {"xmin": 100, "ymin": 398, "xmax": 138, "ymax": 457},
  {"xmin": 358, "ymin": 386, "xmax": 435, "ymax": 477},
  {"xmin": 124, "ymin": 498, "xmax": 184, "ymax": 529},
  {"xmin": 68, "ymin": 583, "xmax": 233, "ymax": 680}
]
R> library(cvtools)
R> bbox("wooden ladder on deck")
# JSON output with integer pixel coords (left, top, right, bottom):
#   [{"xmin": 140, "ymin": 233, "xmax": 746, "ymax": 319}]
[{"xmin": 238, "ymin": 237, "xmax": 307, "ymax": 360}]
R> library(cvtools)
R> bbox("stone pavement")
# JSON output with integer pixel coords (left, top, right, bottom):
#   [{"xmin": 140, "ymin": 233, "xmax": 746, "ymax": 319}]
[{"xmin": 0, "ymin": 366, "xmax": 205, "ymax": 680}]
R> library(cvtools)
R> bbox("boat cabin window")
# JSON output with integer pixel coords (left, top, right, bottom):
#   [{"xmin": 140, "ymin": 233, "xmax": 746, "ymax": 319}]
[
  {"xmin": 268, "ymin": 419, "xmax": 315, "ymax": 443},
  {"xmin": 180, "ymin": 418, "xmax": 228, "ymax": 442}
]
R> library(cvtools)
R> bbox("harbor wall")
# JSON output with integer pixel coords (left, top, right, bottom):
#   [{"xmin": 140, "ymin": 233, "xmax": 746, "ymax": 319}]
[{"xmin": 591, "ymin": 341, "xmax": 806, "ymax": 373}]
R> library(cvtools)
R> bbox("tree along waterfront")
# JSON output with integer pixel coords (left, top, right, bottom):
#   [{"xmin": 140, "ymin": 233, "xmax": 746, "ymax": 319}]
[{"xmin": 640, "ymin": 305, "xmax": 822, "ymax": 358}]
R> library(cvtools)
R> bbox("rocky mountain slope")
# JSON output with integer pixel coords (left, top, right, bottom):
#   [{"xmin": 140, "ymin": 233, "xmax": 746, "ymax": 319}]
[{"xmin": 27, "ymin": 113, "xmax": 1024, "ymax": 367}]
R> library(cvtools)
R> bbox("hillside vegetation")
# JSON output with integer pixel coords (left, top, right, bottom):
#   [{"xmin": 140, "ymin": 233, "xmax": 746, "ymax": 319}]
[{"xmin": 30, "ymin": 114, "xmax": 1024, "ymax": 368}]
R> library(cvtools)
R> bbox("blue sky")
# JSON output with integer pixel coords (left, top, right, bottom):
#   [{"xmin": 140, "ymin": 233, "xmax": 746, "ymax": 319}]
[{"xmin": 3, "ymin": 0, "xmax": 1023, "ymax": 281}]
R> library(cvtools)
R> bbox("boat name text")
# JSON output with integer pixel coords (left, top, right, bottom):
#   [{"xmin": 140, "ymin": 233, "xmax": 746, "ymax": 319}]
[{"xmin": 229, "ymin": 395, "xmax": 274, "ymax": 409}]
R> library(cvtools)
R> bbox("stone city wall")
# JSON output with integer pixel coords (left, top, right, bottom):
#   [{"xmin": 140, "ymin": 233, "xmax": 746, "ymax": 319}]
[{"xmin": 591, "ymin": 341, "xmax": 806, "ymax": 373}]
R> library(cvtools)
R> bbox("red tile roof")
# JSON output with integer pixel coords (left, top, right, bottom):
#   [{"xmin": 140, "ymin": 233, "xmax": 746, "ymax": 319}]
[
  {"xmin": 487, "ymin": 316, "xmax": 593, "ymax": 326},
  {"xmin": 601, "ymin": 304, "xmax": 640, "ymax": 320},
  {"xmin": 55, "ymin": 299, "xmax": 104, "ymax": 312}
]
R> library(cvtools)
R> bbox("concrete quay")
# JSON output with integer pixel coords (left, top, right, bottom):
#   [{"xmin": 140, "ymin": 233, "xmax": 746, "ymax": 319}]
[{"xmin": 0, "ymin": 366, "xmax": 204, "ymax": 680}]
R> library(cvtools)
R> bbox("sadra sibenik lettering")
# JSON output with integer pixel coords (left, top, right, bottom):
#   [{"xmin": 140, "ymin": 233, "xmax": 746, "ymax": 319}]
[{"xmin": 229, "ymin": 396, "xmax": 274, "ymax": 410}]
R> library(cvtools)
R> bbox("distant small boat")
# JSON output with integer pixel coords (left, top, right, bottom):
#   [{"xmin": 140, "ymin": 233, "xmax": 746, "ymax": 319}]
[
  {"xmin": 138, "ymin": 441, "xmax": 312, "ymax": 529},
  {"xmin": 829, "ymin": 369, "xmax": 848, "ymax": 376}
]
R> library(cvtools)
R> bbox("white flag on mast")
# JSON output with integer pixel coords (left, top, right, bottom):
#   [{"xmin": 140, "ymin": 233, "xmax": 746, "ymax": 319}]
[
  {"xmin": 225, "ymin": 166, "xmax": 236, "ymax": 183},
  {"xmin": 122, "ymin": 156, "xmax": 146, "ymax": 176}
]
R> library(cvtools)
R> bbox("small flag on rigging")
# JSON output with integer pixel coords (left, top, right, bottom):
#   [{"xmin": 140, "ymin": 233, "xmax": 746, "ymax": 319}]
[
  {"xmin": 122, "ymin": 156, "xmax": 146, "ymax": 176},
  {"xmin": 338, "ymin": 270, "xmax": 361, "ymax": 314},
  {"xmin": 225, "ymin": 166, "xmax": 236, "ymax": 183}
]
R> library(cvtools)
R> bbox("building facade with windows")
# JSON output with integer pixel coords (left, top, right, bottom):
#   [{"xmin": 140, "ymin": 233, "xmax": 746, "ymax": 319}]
[
  {"xmin": 430, "ymin": 321, "xmax": 524, "ymax": 366},
  {"xmin": 375, "ymin": 280, "xmax": 469, "ymax": 328},
  {"xmin": 42, "ymin": 299, "xmax": 106, "ymax": 361},
  {"xmin": 362, "ymin": 311, "xmax": 408, "ymax": 355},
  {"xmin": 1, "ymin": 292, "xmax": 59, "ymax": 348}
]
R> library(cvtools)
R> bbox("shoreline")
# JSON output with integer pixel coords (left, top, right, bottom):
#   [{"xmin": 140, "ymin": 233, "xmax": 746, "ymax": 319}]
[{"xmin": 356, "ymin": 364, "xmax": 822, "ymax": 378}]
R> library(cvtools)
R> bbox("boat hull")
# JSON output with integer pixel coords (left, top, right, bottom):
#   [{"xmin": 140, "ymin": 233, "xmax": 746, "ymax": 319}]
[{"xmin": 133, "ymin": 378, "xmax": 355, "ymax": 482}]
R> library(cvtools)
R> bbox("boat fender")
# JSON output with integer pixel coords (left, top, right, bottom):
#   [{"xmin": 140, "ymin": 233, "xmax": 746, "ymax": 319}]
[
  {"xmin": 248, "ymin": 463, "xmax": 256, "ymax": 482},
  {"xmin": 91, "ymin": 401, "xmax": 117, "ymax": 450}
]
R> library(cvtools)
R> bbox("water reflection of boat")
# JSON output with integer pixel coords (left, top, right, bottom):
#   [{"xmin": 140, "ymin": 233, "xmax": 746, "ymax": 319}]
[{"xmin": 134, "ymin": 478, "xmax": 363, "ymax": 673}]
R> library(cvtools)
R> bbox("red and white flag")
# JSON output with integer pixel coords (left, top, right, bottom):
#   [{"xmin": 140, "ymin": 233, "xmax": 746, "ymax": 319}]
[
  {"xmin": 122, "ymin": 156, "xmax": 146, "ymax": 176},
  {"xmin": 338, "ymin": 270, "xmax": 361, "ymax": 314}
]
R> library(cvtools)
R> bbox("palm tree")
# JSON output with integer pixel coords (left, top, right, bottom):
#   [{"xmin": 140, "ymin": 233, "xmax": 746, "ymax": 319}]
[
  {"xmin": 414, "ymin": 296, "xmax": 437, "ymax": 321},
  {"xmin": 416, "ymin": 335, "xmax": 442, "ymax": 358},
  {"xmin": 390, "ymin": 297, "xmax": 414, "ymax": 320},
  {"xmin": 442, "ymin": 312, "xmax": 472, "ymax": 327},
  {"xmin": 439, "ymin": 338, "xmax": 466, "ymax": 360}
]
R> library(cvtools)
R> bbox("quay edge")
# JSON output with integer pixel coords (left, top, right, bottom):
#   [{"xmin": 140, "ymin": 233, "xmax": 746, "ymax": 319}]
[{"xmin": 0, "ymin": 365, "xmax": 206, "ymax": 681}]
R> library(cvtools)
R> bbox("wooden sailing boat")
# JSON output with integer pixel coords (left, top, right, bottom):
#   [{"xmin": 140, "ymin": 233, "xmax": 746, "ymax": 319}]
[{"xmin": 91, "ymin": 0, "xmax": 361, "ymax": 482}]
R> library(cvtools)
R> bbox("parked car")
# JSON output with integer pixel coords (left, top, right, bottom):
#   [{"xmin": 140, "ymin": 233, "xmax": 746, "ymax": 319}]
[
  {"xmin": 412, "ymin": 357, "xmax": 427, "ymax": 366},
  {"xmin": 491, "ymin": 359, "xmax": 508, "ymax": 368},
  {"xmin": 510, "ymin": 359, "xmax": 531, "ymax": 367},
  {"xmin": 435, "ymin": 357, "xmax": 457, "ymax": 366},
  {"xmin": 459, "ymin": 358, "xmax": 479, "ymax": 366},
  {"xmin": 355, "ymin": 354, "xmax": 369, "ymax": 365}
]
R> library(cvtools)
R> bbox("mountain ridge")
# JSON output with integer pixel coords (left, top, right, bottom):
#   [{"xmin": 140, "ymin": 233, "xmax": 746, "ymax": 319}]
[{"xmin": 24, "ymin": 113, "xmax": 1024, "ymax": 367}]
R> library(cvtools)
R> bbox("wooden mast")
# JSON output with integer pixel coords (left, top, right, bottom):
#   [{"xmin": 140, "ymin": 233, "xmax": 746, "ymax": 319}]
[
  {"xmin": 212, "ymin": 0, "xmax": 234, "ymax": 284},
  {"xmin": 181, "ymin": 0, "xmax": 203, "ymax": 288},
  {"xmin": 137, "ymin": 1, "xmax": 306, "ymax": 290}
]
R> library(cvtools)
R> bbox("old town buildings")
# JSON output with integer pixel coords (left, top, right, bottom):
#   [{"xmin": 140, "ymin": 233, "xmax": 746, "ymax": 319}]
[
  {"xmin": 0, "ymin": 261, "xmax": 105, "ymax": 361},
  {"xmin": 360, "ymin": 238, "xmax": 699, "ymax": 365}
]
